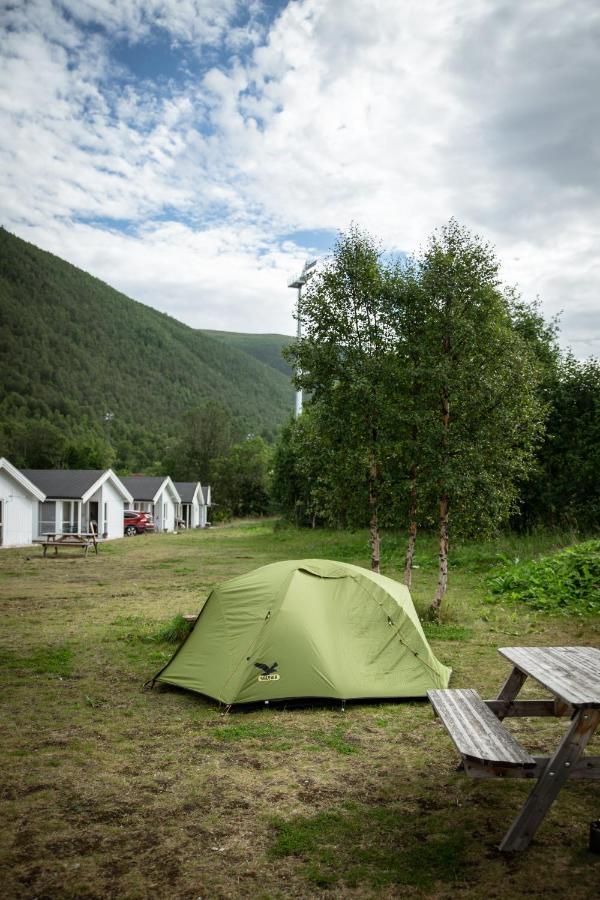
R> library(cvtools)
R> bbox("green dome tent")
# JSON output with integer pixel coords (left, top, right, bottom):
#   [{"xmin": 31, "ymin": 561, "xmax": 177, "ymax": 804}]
[{"xmin": 153, "ymin": 559, "xmax": 451, "ymax": 704}]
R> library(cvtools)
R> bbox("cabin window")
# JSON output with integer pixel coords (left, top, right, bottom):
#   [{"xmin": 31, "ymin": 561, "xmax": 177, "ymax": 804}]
[
  {"xmin": 39, "ymin": 501, "xmax": 56, "ymax": 535},
  {"xmin": 61, "ymin": 500, "xmax": 79, "ymax": 534},
  {"xmin": 103, "ymin": 503, "xmax": 108, "ymax": 535}
]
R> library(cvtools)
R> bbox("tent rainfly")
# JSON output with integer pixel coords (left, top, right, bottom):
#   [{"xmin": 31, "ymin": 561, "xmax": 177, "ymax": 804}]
[{"xmin": 153, "ymin": 559, "xmax": 451, "ymax": 704}]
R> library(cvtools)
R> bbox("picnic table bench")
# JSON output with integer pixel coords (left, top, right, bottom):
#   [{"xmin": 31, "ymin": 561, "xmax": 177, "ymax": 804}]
[
  {"xmin": 429, "ymin": 646, "xmax": 600, "ymax": 852},
  {"xmin": 34, "ymin": 531, "xmax": 99, "ymax": 557}
]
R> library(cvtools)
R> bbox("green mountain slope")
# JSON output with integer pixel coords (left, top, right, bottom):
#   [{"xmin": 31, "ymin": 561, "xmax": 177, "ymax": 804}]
[
  {"xmin": 0, "ymin": 228, "xmax": 294, "ymax": 469},
  {"xmin": 201, "ymin": 330, "xmax": 293, "ymax": 377}
]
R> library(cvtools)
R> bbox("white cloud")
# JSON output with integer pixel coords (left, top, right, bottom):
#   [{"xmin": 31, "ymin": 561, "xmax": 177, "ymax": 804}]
[
  {"xmin": 1, "ymin": 0, "xmax": 599, "ymax": 355},
  {"xmin": 15, "ymin": 218, "xmax": 306, "ymax": 334},
  {"xmin": 58, "ymin": 0, "xmax": 243, "ymax": 46}
]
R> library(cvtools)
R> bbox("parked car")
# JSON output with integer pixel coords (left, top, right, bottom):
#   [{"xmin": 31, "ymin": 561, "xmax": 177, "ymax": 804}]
[{"xmin": 124, "ymin": 510, "xmax": 156, "ymax": 536}]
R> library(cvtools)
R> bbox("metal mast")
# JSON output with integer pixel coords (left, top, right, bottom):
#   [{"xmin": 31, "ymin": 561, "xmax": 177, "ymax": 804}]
[{"xmin": 288, "ymin": 259, "xmax": 317, "ymax": 417}]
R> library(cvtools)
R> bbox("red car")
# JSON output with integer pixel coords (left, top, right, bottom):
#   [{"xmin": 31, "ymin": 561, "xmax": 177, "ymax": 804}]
[{"xmin": 124, "ymin": 510, "xmax": 156, "ymax": 536}]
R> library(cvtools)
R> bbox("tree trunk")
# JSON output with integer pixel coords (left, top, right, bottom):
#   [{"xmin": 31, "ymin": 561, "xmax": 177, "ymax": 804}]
[
  {"xmin": 404, "ymin": 522, "xmax": 417, "ymax": 586},
  {"xmin": 369, "ymin": 505, "xmax": 380, "ymax": 573},
  {"xmin": 429, "ymin": 493, "xmax": 449, "ymax": 616},
  {"xmin": 429, "ymin": 385, "xmax": 450, "ymax": 617},
  {"xmin": 368, "ymin": 453, "xmax": 380, "ymax": 574},
  {"xmin": 403, "ymin": 464, "xmax": 418, "ymax": 587}
]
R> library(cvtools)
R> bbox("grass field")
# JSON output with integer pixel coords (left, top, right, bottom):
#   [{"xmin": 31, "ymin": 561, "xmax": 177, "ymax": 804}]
[{"xmin": 1, "ymin": 522, "xmax": 599, "ymax": 899}]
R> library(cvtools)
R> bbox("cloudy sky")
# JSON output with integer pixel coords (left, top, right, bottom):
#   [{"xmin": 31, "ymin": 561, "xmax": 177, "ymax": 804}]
[{"xmin": 1, "ymin": 0, "xmax": 598, "ymax": 356}]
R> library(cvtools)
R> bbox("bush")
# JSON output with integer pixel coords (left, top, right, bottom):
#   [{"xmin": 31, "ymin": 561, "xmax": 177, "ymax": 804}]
[{"xmin": 486, "ymin": 539, "xmax": 600, "ymax": 615}]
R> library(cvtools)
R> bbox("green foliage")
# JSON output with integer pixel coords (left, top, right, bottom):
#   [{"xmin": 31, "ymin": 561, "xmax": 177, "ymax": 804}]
[
  {"xmin": 3, "ymin": 419, "xmax": 67, "ymax": 468},
  {"xmin": 272, "ymin": 408, "xmax": 365, "ymax": 528},
  {"xmin": 271, "ymin": 416, "xmax": 309, "ymax": 523},
  {"xmin": 201, "ymin": 330, "xmax": 293, "ymax": 381},
  {"xmin": 213, "ymin": 435, "xmax": 273, "ymax": 518},
  {"xmin": 162, "ymin": 401, "xmax": 232, "ymax": 482},
  {"xmin": 284, "ymin": 227, "xmax": 403, "ymax": 566},
  {"xmin": 406, "ymin": 220, "xmax": 546, "ymax": 537},
  {"xmin": 486, "ymin": 540, "xmax": 600, "ymax": 614},
  {"xmin": 64, "ymin": 434, "xmax": 115, "ymax": 469},
  {"xmin": 276, "ymin": 221, "xmax": 546, "ymax": 603},
  {"xmin": 0, "ymin": 228, "xmax": 293, "ymax": 471},
  {"xmin": 518, "ymin": 355, "xmax": 600, "ymax": 531},
  {"xmin": 503, "ymin": 298, "xmax": 599, "ymax": 531}
]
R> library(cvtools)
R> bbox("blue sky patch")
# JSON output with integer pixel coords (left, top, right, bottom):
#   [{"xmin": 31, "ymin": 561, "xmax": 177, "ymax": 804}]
[
  {"xmin": 111, "ymin": 33, "xmax": 202, "ymax": 83},
  {"xmin": 281, "ymin": 228, "xmax": 338, "ymax": 254}
]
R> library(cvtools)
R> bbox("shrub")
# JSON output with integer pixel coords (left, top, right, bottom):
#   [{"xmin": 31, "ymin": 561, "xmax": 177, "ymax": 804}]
[{"xmin": 485, "ymin": 539, "xmax": 600, "ymax": 615}]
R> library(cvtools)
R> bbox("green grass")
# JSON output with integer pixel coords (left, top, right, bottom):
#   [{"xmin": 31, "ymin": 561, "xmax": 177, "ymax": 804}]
[
  {"xmin": 422, "ymin": 622, "xmax": 473, "ymax": 641},
  {"xmin": 146, "ymin": 613, "xmax": 193, "ymax": 644},
  {"xmin": 312, "ymin": 724, "xmax": 361, "ymax": 755},
  {"xmin": 213, "ymin": 722, "xmax": 284, "ymax": 742},
  {"xmin": 1, "ymin": 645, "xmax": 74, "ymax": 677},
  {"xmin": 0, "ymin": 521, "xmax": 598, "ymax": 899},
  {"xmin": 270, "ymin": 803, "xmax": 471, "ymax": 889}
]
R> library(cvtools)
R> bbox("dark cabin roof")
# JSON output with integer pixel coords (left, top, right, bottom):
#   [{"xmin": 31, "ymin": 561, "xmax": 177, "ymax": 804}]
[
  {"xmin": 22, "ymin": 469, "xmax": 105, "ymax": 499},
  {"xmin": 120, "ymin": 476, "xmax": 167, "ymax": 501},
  {"xmin": 173, "ymin": 481, "xmax": 198, "ymax": 503}
]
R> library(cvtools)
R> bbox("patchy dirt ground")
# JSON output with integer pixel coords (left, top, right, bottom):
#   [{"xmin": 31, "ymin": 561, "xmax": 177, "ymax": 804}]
[{"xmin": 1, "ymin": 524, "xmax": 599, "ymax": 898}]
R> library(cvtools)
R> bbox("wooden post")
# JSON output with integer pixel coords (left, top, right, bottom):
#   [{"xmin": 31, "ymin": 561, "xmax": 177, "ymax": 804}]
[
  {"xmin": 499, "ymin": 709, "xmax": 600, "ymax": 852},
  {"xmin": 494, "ymin": 666, "xmax": 528, "ymax": 720}
]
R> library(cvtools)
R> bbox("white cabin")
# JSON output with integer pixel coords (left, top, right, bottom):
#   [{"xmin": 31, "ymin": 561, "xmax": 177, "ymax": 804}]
[
  {"xmin": 173, "ymin": 481, "xmax": 205, "ymax": 529},
  {"xmin": 22, "ymin": 468, "xmax": 133, "ymax": 541},
  {"xmin": 120, "ymin": 476, "xmax": 181, "ymax": 532},
  {"xmin": 199, "ymin": 484, "xmax": 212, "ymax": 527},
  {"xmin": 0, "ymin": 458, "xmax": 46, "ymax": 548}
]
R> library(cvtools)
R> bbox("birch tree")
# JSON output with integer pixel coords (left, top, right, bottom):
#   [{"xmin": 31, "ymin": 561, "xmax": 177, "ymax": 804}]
[
  {"xmin": 286, "ymin": 227, "xmax": 396, "ymax": 572},
  {"xmin": 413, "ymin": 221, "xmax": 545, "ymax": 616},
  {"xmin": 383, "ymin": 259, "xmax": 427, "ymax": 587}
]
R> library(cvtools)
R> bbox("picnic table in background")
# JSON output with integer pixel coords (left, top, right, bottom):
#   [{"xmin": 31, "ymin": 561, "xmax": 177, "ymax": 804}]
[
  {"xmin": 429, "ymin": 646, "xmax": 600, "ymax": 852},
  {"xmin": 33, "ymin": 529, "xmax": 99, "ymax": 557}
]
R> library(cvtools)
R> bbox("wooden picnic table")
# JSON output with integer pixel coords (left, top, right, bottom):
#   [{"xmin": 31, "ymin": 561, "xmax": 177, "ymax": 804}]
[
  {"xmin": 34, "ymin": 531, "xmax": 99, "ymax": 557},
  {"xmin": 429, "ymin": 646, "xmax": 600, "ymax": 852}
]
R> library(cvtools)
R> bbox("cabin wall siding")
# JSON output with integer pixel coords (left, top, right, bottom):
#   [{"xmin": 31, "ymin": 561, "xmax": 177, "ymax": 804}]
[{"xmin": 0, "ymin": 470, "xmax": 36, "ymax": 547}]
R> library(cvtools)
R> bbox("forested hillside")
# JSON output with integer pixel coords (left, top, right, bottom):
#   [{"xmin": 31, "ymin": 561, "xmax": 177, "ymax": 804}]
[
  {"xmin": 0, "ymin": 229, "xmax": 294, "ymax": 471},
  {"xmin": 201, "ymin": 330, "xmax": 293, "ymax": 377}
]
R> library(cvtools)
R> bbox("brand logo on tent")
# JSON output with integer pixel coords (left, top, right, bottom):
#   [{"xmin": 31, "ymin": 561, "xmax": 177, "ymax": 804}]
[{"xmin": 255, "ymin": 661, "xmax": 280, "ymax": 682}]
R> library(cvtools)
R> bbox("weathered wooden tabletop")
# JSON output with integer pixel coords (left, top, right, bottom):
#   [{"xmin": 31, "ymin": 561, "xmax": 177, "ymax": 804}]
[{"xmin": 498, "ymin": 646, "xmax": 600, "ymax": 709}]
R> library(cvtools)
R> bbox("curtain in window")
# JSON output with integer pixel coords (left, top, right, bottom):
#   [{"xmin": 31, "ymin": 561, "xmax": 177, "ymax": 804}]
[{"xmin": 39, "ymin": 501, "xmax": 56, "ymax": 534}]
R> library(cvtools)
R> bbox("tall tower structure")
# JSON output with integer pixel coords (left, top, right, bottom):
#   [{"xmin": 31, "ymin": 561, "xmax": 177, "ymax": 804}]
[{"xmin": 288, "ymin": 259, "xmax": 317, "ymax": 417}]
